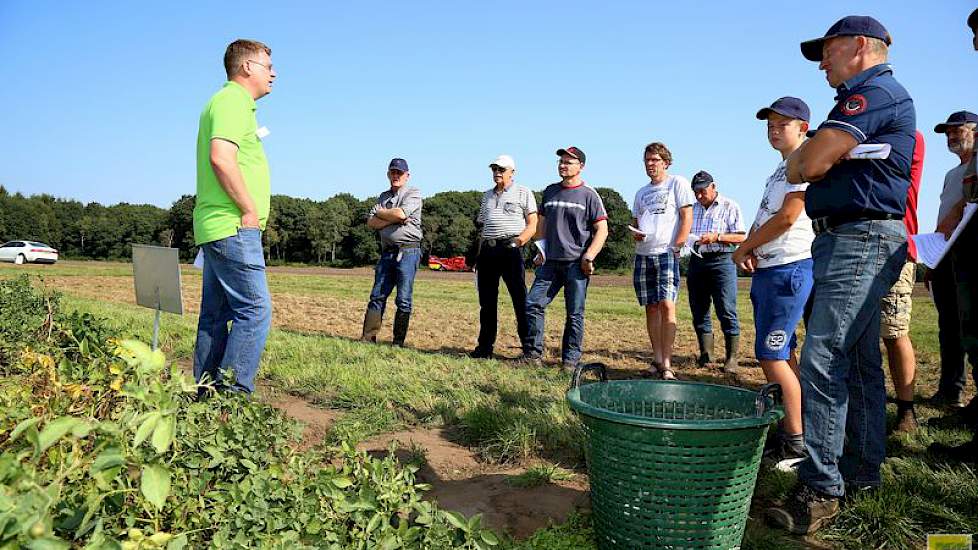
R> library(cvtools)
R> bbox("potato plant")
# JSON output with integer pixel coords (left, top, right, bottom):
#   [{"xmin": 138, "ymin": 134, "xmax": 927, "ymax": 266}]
[{"xmin": 0, "ymin": 275, "xmax": 501, "ymax": 549}]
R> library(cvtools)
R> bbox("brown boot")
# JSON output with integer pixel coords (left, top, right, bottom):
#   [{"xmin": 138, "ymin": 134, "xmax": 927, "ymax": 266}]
[
  {"xmin": 892, "ymin": 402, "xmax": 918, "ymax": 434},
  {"xmin": 392, "ymin": 310, "xmax": 411, "ymax": 347},
  {"xmin": 360, "ymin": 308, "xmax": 383, "ymax": 343}
]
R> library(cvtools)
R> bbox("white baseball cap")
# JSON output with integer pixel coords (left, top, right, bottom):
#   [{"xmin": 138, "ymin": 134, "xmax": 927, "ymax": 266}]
[{"xmin": 489, "ymin": 154, "xmax": 516, "ymax": 170}]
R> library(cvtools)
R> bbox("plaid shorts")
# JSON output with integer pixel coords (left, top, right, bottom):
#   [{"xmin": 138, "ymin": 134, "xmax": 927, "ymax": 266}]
[{"xmin": 633, "ymin": 253, "xmax": 680, "ymax": 305}]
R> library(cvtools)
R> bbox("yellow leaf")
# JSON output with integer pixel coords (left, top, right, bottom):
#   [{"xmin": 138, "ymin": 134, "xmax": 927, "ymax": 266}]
[{"xmin": 110, "ymin": 378, "xmax": 124, "ymax": 392}]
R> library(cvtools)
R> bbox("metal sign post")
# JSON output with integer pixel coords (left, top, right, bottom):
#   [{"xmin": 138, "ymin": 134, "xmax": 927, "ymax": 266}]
[{"xmin": 132, "ymin": 245, "xmax": 184, "ymax": 350}]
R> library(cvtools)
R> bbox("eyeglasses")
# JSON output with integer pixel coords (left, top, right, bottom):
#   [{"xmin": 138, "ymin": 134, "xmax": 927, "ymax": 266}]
[
  {"xmin": 247, "ymin": 59, "xmax": 273, "ymax": 72},
  {"xmin": 490, "ymin": 166, "xmax": 511, "ymax": 173}
]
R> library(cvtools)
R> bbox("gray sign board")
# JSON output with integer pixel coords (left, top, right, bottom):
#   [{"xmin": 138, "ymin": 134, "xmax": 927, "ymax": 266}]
[{"xmin": 132, "ymin": 244, "xmax": 184, "ymax": 315}]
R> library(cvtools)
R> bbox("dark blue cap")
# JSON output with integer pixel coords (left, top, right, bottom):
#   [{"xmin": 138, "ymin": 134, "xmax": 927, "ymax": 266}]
[
  {"xmin": 969, "ymin": 8, "xmax": 978, "ymax": 30},
  {"xmin": 756, "ymin": 97, "xmax": 811, "ymax": 122},
  {"xmin": 934, "ymin": 111, "xmax": 978, "ymax": 133},
  {"xmin": 691, "ymin": 171, "xmax": 714, "ymax": 190},
  {"xmin": 801, "ymin": 16, "xmax": 892, "ymax": 61},
  {"xmin": 388, "ymin": 158, "xmax": 409, "ymax": 172}
]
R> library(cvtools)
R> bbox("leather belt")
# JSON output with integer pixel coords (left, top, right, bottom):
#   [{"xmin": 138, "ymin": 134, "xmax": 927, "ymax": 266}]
[
  {"xmin": 481, "ymin": 236, "xmax": 520, "ymax": 248},
  {"xmin": 811, "ymin": 211, "xmax": 902, "ymax": 235}
]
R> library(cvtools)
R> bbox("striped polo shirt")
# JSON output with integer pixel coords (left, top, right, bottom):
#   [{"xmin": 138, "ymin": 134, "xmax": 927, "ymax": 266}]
[
  {"xmin": 691, "ymin": 193, "xmax": 745, "ymax": 253},
  {"xmin": 477, "ymin": 183, "xmax": 537, "ymax": 239}
]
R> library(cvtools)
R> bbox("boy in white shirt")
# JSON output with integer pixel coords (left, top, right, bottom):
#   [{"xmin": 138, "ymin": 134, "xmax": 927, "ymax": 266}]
[
  {"xmin": 631, "ymin": 142, "xmax": 694, "ymax": 379},
  {"xmin": 733, "ymin": 97, "xmax": 815, "ymax": 470}
]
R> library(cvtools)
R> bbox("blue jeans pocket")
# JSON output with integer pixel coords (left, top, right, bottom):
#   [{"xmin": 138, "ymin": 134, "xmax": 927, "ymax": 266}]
[{"xmin": 232, "ymin": 228, "xmax": 266, "ymax": 267}]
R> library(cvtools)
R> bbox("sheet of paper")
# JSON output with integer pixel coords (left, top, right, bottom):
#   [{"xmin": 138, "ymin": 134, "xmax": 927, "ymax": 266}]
[
  {"xmin": 256, "ymin": 126, "xmax": 270, "ymax": 139},
  {"xmin": 637, "ymin": 210, "xmax": 657, "ymax": 234},
  {"xmin": 912, "ymin": 203, "xmax": 977, "ymax": 268},
  {"xmin": 684, "ymin": 233, "xmax": 702, "ymax": 258},
  {"xmin": 192, "ymin": 249, "xmax": 204, "ymax": 270},
  {"xmin": 627, "ymin": 225, "xmax": 645, "ymax": 235},
  {"xmin": 534, "ymin": 239, "xmax": 547, "ymax": 262},
  {"xmin": 848, "ymin": 143, "xmax": 891, "ymax": 159},
  {"xmin": 912, "ymin": 233, "xmax": 949, "ymax": 269}
]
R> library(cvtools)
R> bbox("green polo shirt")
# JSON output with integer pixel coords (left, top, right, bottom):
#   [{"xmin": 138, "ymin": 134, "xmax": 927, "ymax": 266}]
[{"xmin": 193, "ymin": 81, "xmax": 271, "ymax": 245}]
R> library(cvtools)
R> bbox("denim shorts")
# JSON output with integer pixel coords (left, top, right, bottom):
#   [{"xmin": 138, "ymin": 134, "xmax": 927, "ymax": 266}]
[
  {"xmin": 750, "ymin": 258, "xmax": 814, "ymax": 360},
  {"xmin": 633, "ymin": 252, "xmax": 679, "ymax": 305}
]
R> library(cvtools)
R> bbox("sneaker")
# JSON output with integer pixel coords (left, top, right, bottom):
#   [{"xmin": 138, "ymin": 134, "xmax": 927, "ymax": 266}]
[
  {"xmin": 891, "ymin": 407, "xmax": 918, "ymax": 434},
  {"xmin": 766, "ymin": 484, "xmax": 840, "ymax": 535},
  {"xmin": 468, "ymin": 348, "xmax": 493, "ymax": 359},
  {"xmin": 514, "ymin": 354, "xmax": 543, "ymax": 367},
  {"xmin": 928, "ymin": 435, "xmax": 978, "ymax": 463},
  {"xmin": 762, "ymin": 433, "xmax": 808, "ymax": 472}
]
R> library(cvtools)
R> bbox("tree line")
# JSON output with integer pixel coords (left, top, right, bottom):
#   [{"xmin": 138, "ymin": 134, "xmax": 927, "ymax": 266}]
[{"xmin": 0, "ymin": 185, "xmax": 638, "ymax": 270}]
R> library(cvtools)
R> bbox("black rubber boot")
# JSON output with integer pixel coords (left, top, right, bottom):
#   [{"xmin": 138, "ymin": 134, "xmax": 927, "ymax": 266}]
[
  {"xmin": 360, "ymin": 308, "xmax": 383, "ymax": 343},
  {"xmin": 696, "ymin": 332, "xmax": 714, "ymax": 367},
  {"xmin": 393, "ymin": 310, "xmax": 411, "ymax": 347}
]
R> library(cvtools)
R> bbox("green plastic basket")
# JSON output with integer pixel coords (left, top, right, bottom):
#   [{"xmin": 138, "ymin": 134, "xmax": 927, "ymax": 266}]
[{"xmin": 566, "ymin": 364, "xmax": 784, "ymax": 549}]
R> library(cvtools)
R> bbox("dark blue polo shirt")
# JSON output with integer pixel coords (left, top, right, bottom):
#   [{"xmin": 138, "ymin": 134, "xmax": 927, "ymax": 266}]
[{"xmin": 806, "ymin": 64, "xmax": 916, "ymax": 219}]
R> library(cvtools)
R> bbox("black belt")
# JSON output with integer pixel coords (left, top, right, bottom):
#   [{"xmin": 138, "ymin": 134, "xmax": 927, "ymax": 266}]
[
  {"xmin": 382, "ymin": 242, "xmax": 421, "ymax": 253},
  {"xmin": 481, "ymin": 236, "xmax": 520, "ymax": 248},
  {"xmin": 811, "ymin": 211, "xmax": 901, "ymax": 235}
]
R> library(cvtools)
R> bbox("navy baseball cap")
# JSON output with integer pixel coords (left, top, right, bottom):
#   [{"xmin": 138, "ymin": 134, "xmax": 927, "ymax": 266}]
[
  {"xmin": 691, "ymin": 171, "xmax": 714, "ymax": 191},
  {"xmin": 556, "ymin": 146, "xmax": 586, "ymax": 165},
  {"xmin": 934, "ymin": 111, "xmax": 978, "ymax": 133},
  {"xmin": 756, "ymin": 97, "xmax": 811, "ymax": 122},
  {"xmin": 388, "ymin": 158, "xmax": 409, "ymax": 172},
  {"xmin": 968, "ymin": 8, "xmax": 978, "ymax": 30},
  {"xmin": 800, "ymin": 16, "xmax": 892, "ymax": 62}
]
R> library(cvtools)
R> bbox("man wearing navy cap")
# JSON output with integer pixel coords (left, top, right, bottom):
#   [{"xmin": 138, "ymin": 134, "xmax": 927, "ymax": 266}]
[
  {"xmin": 686, "ymin": 170, "xmax": 746, "ymax": 372},
  {"xmin": 523, "ymin": 147, "xmax": 609, "ymax": 371},
  {"xmin": 766, "ymin": 16, "xmax": 915, "ymax": 534},
  {"xmin": 360, "ymin": 158, "xmax": 424, "ymax": 346},
  {"xmin": 928, "ymin": 112, "xmax": 978, "ymax": 412},
  {"xmin": 929, "ymin": 9, "xmax": 978, "ymax": 461}
]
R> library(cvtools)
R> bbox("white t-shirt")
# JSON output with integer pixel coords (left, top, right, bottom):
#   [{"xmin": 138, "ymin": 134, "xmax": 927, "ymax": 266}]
[
  {"xmin": 632, "ymin": 175, "xmax": 694, "ymax": 256},
  {"xmin": 751, "ymin": 160, "xmax": 815, "ymax": 269},
  {"xmin": 938, "ymin": 163, "xmax": 967, "ymax": 225}
]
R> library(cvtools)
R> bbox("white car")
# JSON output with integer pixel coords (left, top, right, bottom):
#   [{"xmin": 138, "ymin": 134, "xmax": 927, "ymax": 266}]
[{"xmin": 0, "ymin": 241, "xmax": 59, "ymax": 265}]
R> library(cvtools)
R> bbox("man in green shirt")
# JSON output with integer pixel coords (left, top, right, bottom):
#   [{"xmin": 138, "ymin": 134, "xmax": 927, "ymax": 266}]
[{"xmin": 192, "ymin": 39, "xmax": 276, "ymax": 394}]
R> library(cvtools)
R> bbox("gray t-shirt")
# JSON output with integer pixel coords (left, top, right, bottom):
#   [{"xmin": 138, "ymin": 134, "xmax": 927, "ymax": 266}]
[
  {"xmin": 938, "ymin": 163, "xmax": 967, "ymax": 225},
  {"xmin": 540, "ymin": 182, "xmax": 608, "ymax": 261},
  {"xmin": 370, "ymin": 186, "xmax": 423, "ymax": 247},
  {"xmin": 477, "ymin": 183, "xmax": 537, "ymax": 239}
]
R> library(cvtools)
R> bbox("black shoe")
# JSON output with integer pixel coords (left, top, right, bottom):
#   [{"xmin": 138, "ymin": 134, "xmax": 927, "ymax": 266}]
[
  {"xmin": 766, "ymin": 484, "xmax": 840, "ymax": 535},
  {"xmin": 927, "ymin": 391, "xmax": 965, "ymax": 409},
  {"xmin": 928, "ymin": 436, "xmax": 978, "ymax": 463},
  {"xmin": 762, "ymin": 433, "xmax": 808, "ymax": 472},
  {"xmin": 927, "ymin": 405, "xmax": 978, "ymax": 430},
  {"xmin": 468, "ymin": 348, "xmax": 493, "ymax": 359}
]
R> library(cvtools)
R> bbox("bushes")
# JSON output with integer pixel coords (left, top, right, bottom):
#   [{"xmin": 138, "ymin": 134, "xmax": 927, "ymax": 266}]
[{"xmin": 0, "ymin": 276, "xmax": 501, "ymax": 549}]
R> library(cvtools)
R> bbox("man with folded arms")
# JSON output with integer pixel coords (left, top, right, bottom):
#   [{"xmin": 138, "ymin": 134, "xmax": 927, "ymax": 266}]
[
  {"xmin": 766, "ymin": 16, "xmax": 914, "ymax": 534},
  {"xmin": 360, "ymin": 158, "xmax": 423, "ymax": 347},
  {"xmin": 470, "ymin": 155, "xmax": 538, "ymax": 359}
]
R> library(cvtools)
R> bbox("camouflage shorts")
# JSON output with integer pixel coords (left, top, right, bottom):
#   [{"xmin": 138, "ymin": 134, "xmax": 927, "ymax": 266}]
[{"xmin": 880, "ymin": 261, "xmax": 916, "ymax": 339}]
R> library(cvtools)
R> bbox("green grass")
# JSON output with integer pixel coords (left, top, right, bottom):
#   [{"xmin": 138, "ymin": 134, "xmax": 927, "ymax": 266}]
[{"xmin": 4, "ymin": 264, "xmax": 973, "ymax": 549}]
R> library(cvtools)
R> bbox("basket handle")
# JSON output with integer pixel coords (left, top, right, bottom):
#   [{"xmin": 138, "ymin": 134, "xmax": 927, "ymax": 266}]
[
  {"xmin": 755, "ymin": 383, "xmax": 783, "ymax": 417},
  {"xmin": 572, "ymin": 362, "xmax": 608, "ymax": 390}
]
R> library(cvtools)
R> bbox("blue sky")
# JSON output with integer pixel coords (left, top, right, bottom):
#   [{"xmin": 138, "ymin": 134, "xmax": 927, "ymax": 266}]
[{"xmin": 2, "ymin": 1, "xmax": 976, "ymax": 230}]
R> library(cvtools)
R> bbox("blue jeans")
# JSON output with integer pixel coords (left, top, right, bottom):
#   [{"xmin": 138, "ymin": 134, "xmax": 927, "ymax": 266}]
[
  {"xmin": 368, "ymin": 247, "xmax": 421, "ymax": 314},
  {"xmin": 797, "ymin": 219, "xmax": 907, "ymax": 497},
  {"xmin": 687, "ymin": 252, "xmax": 740, "ymax": 335},
  {"xmin": 193, "ymin": 228, "xmax": 273, "ymax": 394},
  {"xmin": 525, "ymin": 260, "xmax": 589, "ymax": 364}
]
